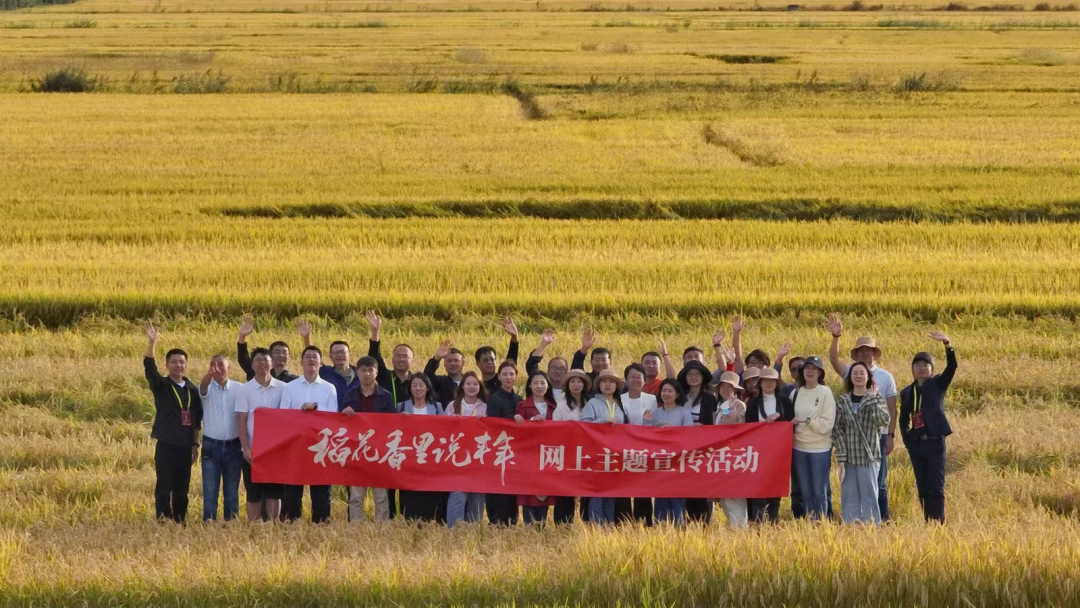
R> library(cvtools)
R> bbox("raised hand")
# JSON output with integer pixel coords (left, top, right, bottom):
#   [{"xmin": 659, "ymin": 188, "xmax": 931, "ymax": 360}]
[
  {"xmin": 434, "ymin": 339, "xmax": 453, "ymax": 360},
  {"xmin": 658, "ymin": 337, "xmax": 669, "ymax": 357},
  {"xmin": 238, "ymin": 314, "xmax": 254, "ymax": 342},
  {"xmin": 732, "ymin": 315, "xmax": 744, "ymax": 335},
  {"xmin": 777, "ymin": 341, "xmax": 792, "ymax": 359},
  {"xmin": 144, "ymin": 320, "xmax": 159, "ymax": 342},
  {"xmin": 827, "ymin": 313, "xmax": 843, "ymax": 338},
  {"xmin": 928, "ymin": 331, "xmax": 951, "ymax": 344},
  {"xmin": 365, "ymin": 310, "xmax": 382, "ymax": 333},
  {"xmin": 540, "ymin": 329, "xmax": 556, "ymax": 346},
  {"xmin": 297, "ymin": 318, "xmax": 312, "ymax": 339},
  {"xmin": 712, "ymin": 330, "xmax": 726, "ymax": 347},
  {"xmin": 501, "ymin": 316, "xmax": 520, "ymax": 340},
  {"xmin": 582, "ymin": 328, "xmax": 597, "ymax": 352}
]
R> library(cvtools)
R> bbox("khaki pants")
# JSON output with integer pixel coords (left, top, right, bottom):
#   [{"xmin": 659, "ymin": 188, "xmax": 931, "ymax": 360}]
[{"xmin": 348, "ymin": 487, "xmax": 390, "ymax": 522}]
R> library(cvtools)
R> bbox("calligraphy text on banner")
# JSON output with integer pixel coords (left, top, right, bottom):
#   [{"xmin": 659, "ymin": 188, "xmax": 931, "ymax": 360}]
[{"xmin": 253, "ymin": 411, "xmax": 793, "ymax": 498}]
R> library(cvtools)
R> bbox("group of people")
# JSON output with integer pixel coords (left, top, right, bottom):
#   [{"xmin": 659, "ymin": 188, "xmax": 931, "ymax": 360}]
[{"xmin": 143, "ymin": 312, "xmax": 957, "ymax": 527}]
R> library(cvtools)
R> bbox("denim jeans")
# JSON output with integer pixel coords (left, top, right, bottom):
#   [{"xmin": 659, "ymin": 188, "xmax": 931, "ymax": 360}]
[
  {"xmin": 840, "ymin": 463, "xmax": 881, "ymax": 525},
  {"xmin": 654, "ymin": 498, "xmax": 687, "ymax": 525},
  {"xmin": 447, "ymin": 492, "xmax": 485, "ymax": 528},
  {"xmin": 878, "ymin": 434, "xmax": 891, "ymax": 522},
  {"xmin": 201, "ymin": 438, "xmax": 242, "ymax": 522},
  {"xmin": 589, "ymin": 497, "xmax": 616, "ymax": 524},
  {"xmin": 793, "ymin": 449, "xmax": 832, "ymax": 521}
]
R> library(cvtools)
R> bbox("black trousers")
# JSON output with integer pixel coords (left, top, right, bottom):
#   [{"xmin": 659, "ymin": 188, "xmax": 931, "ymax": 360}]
[
  {"xmin": 388, "ymin": 488, "xmax": 398, "ymax": 519},
  {"xmin": 615, "ymin": 497, "xmax": 652, "ymax": 526},
  {"xmin": 485, "ymin": 493, "xmax": 519, "ymax": 526},
  {"xmin": 686, "ymin": 498, "xmax": 712, "ymax": 524},
  {"xmin": 154, "ymin": 441, "xmax": 192, "ymax": 523},
  {"xmin": 282, "ymin": 484, "xmax": 332, "ymax": 523},
  {"xmin": 749, "ymin": 498, "xmax": 781, "ymax": 523},
  {"xmin": 907, "ymin": 437, "xmax": 947, "ymax": 523},
  {"xmin": 554, "ymin": 496, "xmax": 590, "ymax": 524},
  {"xmin": 400, "ymin": 490, "xmax": 447, "ymax": 523}
]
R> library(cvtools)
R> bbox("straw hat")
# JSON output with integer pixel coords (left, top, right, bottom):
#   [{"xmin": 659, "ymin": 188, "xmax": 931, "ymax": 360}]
[
  {"xmin": 718, "ymin": 370, "xmax": 743, "ymax": 391},
  {"xmin": 850, "ymin": 336, "xmax": 882, "ymax": 359},
  {"xmin": 562, "ymin": 369, "xmax": 593, "ymax": 393},
  {"xmin": 592, "ymin": 369, "xmax": 625, "ymax": 393},
  {"xmin": 742, "ymin": 367, "xmax": 761, "ymax": 382},
  {"xmin": 758, "ymin": 367, "xmax": 780, "ymax": 382}
]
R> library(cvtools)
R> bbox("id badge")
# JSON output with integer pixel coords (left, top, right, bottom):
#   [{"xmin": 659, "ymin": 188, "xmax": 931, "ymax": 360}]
[
  {"xmin": 911, "ymin": 411, "xmax": 925, "ymax": 430},
  {"xmin": 181, "ymin": 410, "xmax": 192, "ymax": 426}
]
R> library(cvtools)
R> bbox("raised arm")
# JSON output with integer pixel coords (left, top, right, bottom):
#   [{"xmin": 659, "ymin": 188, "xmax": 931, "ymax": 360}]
[
  {"xmin": 572, "ymin": 329, "xmax": 596, "ymax": 371},
  {"xmin": 711, "ymin": 330, "xmax": 727, "ymax": 373},
  {"xmin": 501, "ymin": 316, "xmax": 520, "ymax": 363},
  {"xmin": 237, "ymin": 314, "xmax": 255, "ymax": 379},
  {"xmin": 774, "ymin": 340, "xmax": 792, "ymax": 372},
  {"xmin": 930, "ymin": 331, "xmax": 957, "ymax": 390},
  {"xmin": 827, "ymin": 313, "xmax": 850, "ymax": 377},
  {"xmin": 426, "ymin": 339, "xmax": 452, "ymax": 378},
  {"xmin": 297, "ymin": 318, "xmax": 313, "ymax": 349},
  {"xmin": 143, "ymin": 321, "xmax": 165, "ymax": 392},
  {"xmin": 659, "ymin": 337, "xmax": 677, "ymax": 379},
  {"xmin": 527, "ymin": 329, "xmax": 555, "ymax": 377},
  {"xmin": 731, "ymin": 316, "xmax": 745, "ymax": 375},
  {"xmin": 365, "ymin": 310, "xmax": 390, "ymax": 381}
]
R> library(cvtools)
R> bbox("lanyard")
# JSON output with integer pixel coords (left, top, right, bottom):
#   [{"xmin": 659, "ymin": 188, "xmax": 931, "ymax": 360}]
[
  {"xmin": 171, "ymin": 385, "xmax": 190, "ymax": 411},
  {"xmin": 605, "ymin": 399, "xmax": 617, "ymax": 419},
  {"xmin": 914, "ymin": 386, "xmax": 922, "ymax": 413}
]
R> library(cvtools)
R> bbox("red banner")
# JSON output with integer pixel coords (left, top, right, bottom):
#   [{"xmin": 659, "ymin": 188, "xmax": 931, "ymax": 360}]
[{"xmin": 253, "ymin": 411, "xmax": 792, "ymax": 498}]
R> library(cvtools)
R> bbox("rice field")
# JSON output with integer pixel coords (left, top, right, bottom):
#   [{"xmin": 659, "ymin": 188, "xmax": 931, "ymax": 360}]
[{"xmin": 2, "ymin": 0, "xmax": 1079, "ymax": 604}]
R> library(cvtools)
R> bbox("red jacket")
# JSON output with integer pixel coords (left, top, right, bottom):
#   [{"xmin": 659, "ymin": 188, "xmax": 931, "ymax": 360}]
[{"xmin": 516, "ymin": 395, "xmax": 556, "ymax": 421}]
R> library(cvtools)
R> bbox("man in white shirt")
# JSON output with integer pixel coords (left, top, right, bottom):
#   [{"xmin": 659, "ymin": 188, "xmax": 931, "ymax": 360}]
[
  {"xmin": 279, "ymin": 345, "xmax": 337, "ymax": 523},
  {"xmin": 198, "ymin": 354, "xmax": 244, "ymax": 522},
  {"xmin": 621, "ymin": 363, "xmax": 657, "ymax": 526},
  {"xmin": 827, "ymin": 313, "xmax": 899, "ymax": 522},
  {"xmin": 235, "ymin": 347, "xmax": 286, "ymax": 522}
]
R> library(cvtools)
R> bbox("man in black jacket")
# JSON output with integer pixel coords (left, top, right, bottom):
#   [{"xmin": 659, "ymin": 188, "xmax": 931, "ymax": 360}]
[
  {"xmin": 235, "ymin": 314, "xmax": 298, "ymax": 383},
  {"xmin": 143, "ymin": 321, "xmax": 203, "ymax": 523},
  {"xmin": 899, "ymin": 331, "xmax": 957, "ymax": 524}
]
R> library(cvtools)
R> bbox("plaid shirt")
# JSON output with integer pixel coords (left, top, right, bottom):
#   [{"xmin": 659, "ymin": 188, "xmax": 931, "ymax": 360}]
[{"xmin": 834, "ymin": 392, "xmax": 891, "ymax": 467}]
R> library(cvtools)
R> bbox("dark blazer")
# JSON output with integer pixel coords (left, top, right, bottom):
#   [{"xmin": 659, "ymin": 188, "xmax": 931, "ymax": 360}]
[
  {"xmin": 745, "ymin": 392, "xmax": 795, "ymax": 423},
  {"xmin": 340, "ymin": 384, "xmax": 397, "ymax": 414},
  {"xmin": 486, "ymin": 387, "xmax": 522, "ymax": 420},
  {"xmin": 899, "ymin": 347, "xmax": 957, "ymax": 441}
]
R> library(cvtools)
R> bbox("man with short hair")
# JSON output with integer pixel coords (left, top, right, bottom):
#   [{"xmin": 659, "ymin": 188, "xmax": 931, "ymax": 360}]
[
  {"xmin": 280, "ymin": 345, "xmax": 338, "ymax": 523},
  {"xmin": 473, "ymin": 316, "xmax": 521, "ymax": 393},
  {"xmin": 142, "ymin": 321, "xmax": 202, "ymax": 523},
  {"xmin": 236, "ymin": 314, "xmax": 298, "ymax": 383},
  {"xmin": 827, "ymin": 313, "xmax": 899, "ymax": 522},
  {"xmin": 235, "ymin": 347, "xmax": 286, "ymax": 522},
  {"xmin": 525, "ymin": 329, "xmax": 569, "ymax": 399},
  {"xmin": 640, "ymin": 337, "xmax": 678, "ymax": 397},
  {"xmin": 569, "ymin": 329, "xmax": 609, "ymax": 387},
  {"xmin": 340, "ymin": 355, "xmax": 397, "ymax": 522},
  {"xmin": 198, "ymin": 354, "xmax": 243, "ymax": 522},
  {"xmin": 425, "ymin": 339, "xmax": 466, "ymax": 407},
  {"xmin": 298, "ymin": 319, "xmax": 358, "ymax": 410}
]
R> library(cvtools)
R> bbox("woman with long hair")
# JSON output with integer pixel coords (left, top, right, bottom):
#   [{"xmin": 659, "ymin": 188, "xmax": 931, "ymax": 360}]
[{"xmin": 445, "ymin": 371, "xmax": 488, "ymax": 528}]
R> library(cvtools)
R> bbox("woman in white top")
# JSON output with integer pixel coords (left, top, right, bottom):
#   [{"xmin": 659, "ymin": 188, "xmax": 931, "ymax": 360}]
[
  {"xmin": 553, "ymin": 370, "xmax": 590, "ymax": 422},
  {"xmin": 445, "ymin": 372, "xmax": 487, "ymax": 528},
  {"xmin": 715, "ymin": 371, "xmax": 749, "ymax": 529},
  {"xmin": 789, "ymin": 356, "xmax": 837, "ymax": 521},
  {"xmin": 398, "ymin": 373, "xmax": 445, "ymax": 522},
  {"xmin": 552, "ymin": 369, "xmax": 591, "ymax": 524}
]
